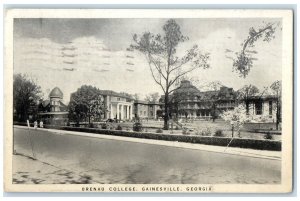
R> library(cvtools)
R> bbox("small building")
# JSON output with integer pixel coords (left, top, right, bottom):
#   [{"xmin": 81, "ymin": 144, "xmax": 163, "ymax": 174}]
[
  {"xmin": 242, "ymin": 95, "xmax": 279, "ymax": 123},
  {"xmin": 133, "ymin": 100, "xmax": 161, "ymax": 120},
  {"xmin": 37, "ymin": 87, "xmax": 68, "ymax": 125}
]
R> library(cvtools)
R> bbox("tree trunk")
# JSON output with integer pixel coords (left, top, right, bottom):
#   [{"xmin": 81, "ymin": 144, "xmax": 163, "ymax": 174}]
[
  {"xmin": 163, "ymin": 94, "xmax": 169, "ymax": 130},
  {"xmin": 276, "ymin": 99, "xmax": 280, "ymax": 130},
  {"xmin": 245, "ymin": 101, "xmax": 250, "ymax": 115}
]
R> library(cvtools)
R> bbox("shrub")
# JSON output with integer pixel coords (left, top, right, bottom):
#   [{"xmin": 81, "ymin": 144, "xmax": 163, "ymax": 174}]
[
  {"xmin": 214, "ymin": 129, "xmax": 224, "ymax": 137},
  {"xmin": 182, "ymin": 128, "xmax": 189, "ymax": 135},
  {"xmin": 175, "ymin": 126, "xmax": 180, "ymax": 130},
  {"xmin": 23, "ymin": 125, "xmax": 281, "ymax": 151},
  {"xmin": 264, "ymin": 132, "xmax": 273, "ymax": 140},
  {"xmin": 101, "ymin": 123, "xmax": 108, "ymax": 129},
  {"xmin": 156, "ymin": 128, "xmax": 163, "ymax": 133},
  {"xmin": 133, "ymin": 122, "xmax": 143, "ymax": 132},
  {"xmin": 197, "ymin": 127, "xmax": 211, "ymax": 136},
  {"xmin": 116, "ymin": 125, "xmax": 122, "ymax": 131}
]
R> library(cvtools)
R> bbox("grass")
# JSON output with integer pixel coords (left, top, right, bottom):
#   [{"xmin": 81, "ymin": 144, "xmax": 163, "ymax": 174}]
[{"xmin": 109, "ymin": 120, "xmax": 281, "ymax": 141}]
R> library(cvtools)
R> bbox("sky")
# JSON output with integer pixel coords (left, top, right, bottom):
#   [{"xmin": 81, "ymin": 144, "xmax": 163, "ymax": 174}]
[{"xmin": 13, "ymin": 18, "xmax": 282, "ymax": 103}]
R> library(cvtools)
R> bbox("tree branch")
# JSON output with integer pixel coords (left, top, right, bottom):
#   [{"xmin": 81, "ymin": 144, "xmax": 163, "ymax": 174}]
[
  {"xmin": 148, "ymin": 54, "xmax": 167, "ymax": 80},
  {"xmin": 242, "ymin": 23, "xmax": 275, "ymax": 54},
  {"xmin": 149, "ymin": 63, "xmax": 166, "ymax": 94}
]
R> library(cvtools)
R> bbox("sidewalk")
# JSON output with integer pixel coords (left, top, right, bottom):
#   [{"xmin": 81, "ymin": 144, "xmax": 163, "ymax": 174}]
[
  {"xmin": 13, "ymin": 153, "xmax": 95, "ymax": 184},
  {"xmin": 29, "ymin": 126, "xmax": 281, "ymax": 161}
]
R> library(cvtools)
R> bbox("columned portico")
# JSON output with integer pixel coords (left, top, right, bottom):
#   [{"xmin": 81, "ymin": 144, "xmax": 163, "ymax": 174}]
[{"xmin": 112, "ymin": 102, "xmax": 133, "ymax": 121}]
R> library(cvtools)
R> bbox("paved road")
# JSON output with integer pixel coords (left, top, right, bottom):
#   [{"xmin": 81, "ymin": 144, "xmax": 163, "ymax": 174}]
[{"xmin": 13, "ymin": 127, "xmax": 281, "ymax": 184}]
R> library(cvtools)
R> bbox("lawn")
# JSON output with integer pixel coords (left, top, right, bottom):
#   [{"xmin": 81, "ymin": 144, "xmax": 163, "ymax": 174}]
[{"xmin": 102, "ymin": 119, "xmax": 281, "ymax": 141}]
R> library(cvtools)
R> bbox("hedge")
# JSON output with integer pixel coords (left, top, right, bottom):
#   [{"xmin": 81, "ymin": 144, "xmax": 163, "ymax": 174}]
[
  {"xmin": 13, "ymin": 122, "xmax": 281, "ymax": 151},
  {"xmin": 31, "ymin": 124, "xmax": 281, "ymax": 151}
]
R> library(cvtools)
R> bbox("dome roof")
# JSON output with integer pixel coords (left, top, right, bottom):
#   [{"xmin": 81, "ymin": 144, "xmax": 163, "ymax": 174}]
[{"xmin": 49, "ymin": 87, "xmax": 63, "ymax": 98}]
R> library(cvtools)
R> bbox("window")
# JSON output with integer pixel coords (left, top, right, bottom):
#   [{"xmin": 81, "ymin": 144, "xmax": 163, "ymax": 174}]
[
  {"xmin": 255, "ymin": 101, "xmax": 263, "ymax": 115},
  {"xmin": 269, "ymin": 101, "xmax": 273, "ymax": 115}
]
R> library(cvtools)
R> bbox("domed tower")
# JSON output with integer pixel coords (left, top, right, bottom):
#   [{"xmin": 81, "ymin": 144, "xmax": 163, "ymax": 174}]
[{"xmin": 49, "ymin": 87, "xmax": 63, "ymax": 112}]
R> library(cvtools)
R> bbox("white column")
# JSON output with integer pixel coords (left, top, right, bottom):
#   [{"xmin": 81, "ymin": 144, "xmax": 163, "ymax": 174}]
[
  {"xmin": 121, "ymin": 104, "xmax": 124, "ymax": 120},
  {"xmin": 126, "ymin": 105, "xmax": 129, "ymax": 119},
  {"xmin": 110, "ymin": 104, "xmax": 113, "ymax": 119},
  {"xmin": 116, "ymin": 103, "xmax": 119, "ymax": 120},
  {"xmin": 129, "ymin": 105, "xmax": 132, "ymax": 120}
]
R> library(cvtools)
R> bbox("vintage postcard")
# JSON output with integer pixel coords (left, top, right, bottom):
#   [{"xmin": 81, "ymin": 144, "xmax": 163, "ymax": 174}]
[{"xmin": 4, "ymin": 9, "xmax": 293, "ymax": 193}]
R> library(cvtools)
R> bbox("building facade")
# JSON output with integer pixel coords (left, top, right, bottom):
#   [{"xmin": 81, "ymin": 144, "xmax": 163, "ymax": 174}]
[
  {"xmin": 100, "ymin": 90, "xmax": 134, "ymax": 121},
  {"xmin": 242, "ymin": 95, "xmax": 279, "ymax": 123},
  {"xmin": 160, "ymin": 80, "xmax": 279, "ymax": 122},
  {"xmin": 161, "ymin": 80, "xmax": 236, "ymax": 120},
  {"xmin": 38, "ymin": 87, "xmax": 68, "ymax": 125},
  {"xmin": 133, "ymin": 100, "xmax": 161, "ymax": 120}
]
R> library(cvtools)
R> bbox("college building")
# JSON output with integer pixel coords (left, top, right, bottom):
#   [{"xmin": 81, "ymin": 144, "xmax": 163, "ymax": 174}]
[
  {"xmin": 37, "ymin": 81, "xmax": 279, "ymax": 124},
  {"xmin": 100, "ymin": 90, "xmax": 134, "ymax": 121},
  {"xmin": 133, "ymin": 100, "xmax": 161, "ymax": 120},
  {"xmin": 37, "ymin": 87, "xmax": 69, "ymax": 125},
  {"xmin": 95, "ymin": 90, "xmax": 162, "ymax": 121},
  {"xmin": 160, "ymin": 80, "xmax": 279, "ymax": 123}
]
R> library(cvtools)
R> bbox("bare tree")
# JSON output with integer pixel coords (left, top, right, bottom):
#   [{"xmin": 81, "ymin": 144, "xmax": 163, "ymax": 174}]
[
  {"xmin": 270, "ymin": 80, "xmax": 282, "ymax": 130},
  {"xmin": 130, "ymin": 19, "xmax": 210, "ymax": 129},
  {"xmin": 226, "ymin": 22, "xmax": 280, "ymax": 78},
  {"xmin": 145, "ymin": 92, "xmax": 160, "ymax": 103},
  {"xmin": 133, "ymin": 93, "xmax": 141, "ymax": 101},
  {"xmin": 237, "ymin": 85, "xmax": 260, "ymax": 115},
  {"xmin": 206, "ymin": 81, "xmax": 223, "ymax": 91}
]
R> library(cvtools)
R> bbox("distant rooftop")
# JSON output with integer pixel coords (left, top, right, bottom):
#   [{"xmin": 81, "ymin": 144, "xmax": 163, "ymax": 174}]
[
  {"xmin": 134, "ymin": 100, "xmax": 160, "ymax": 105},
  {"xmin": 99, "ymin": 90, "xmax": 133, "ymax": 100}
]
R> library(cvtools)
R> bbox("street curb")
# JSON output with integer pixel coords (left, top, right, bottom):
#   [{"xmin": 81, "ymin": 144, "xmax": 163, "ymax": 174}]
[{"xmin": 14, "ymin": 126, "xmax": 281, "ymax": 161}]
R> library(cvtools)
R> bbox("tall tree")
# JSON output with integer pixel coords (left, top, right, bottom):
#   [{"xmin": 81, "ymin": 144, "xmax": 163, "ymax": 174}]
[
  {"xmin": 130, "ymin": 19, "xmax": 210, "ymax": 129},
  {"xmin": 13, "ymin": 74, "xmax": 42, "ymax": 122},
  {"xmin": 270, "ymin": 80, "xmax": 282, "ymax": 130},
  {"xmin": 68, "ymin": 85, "xmax": 105, "ymax": 125}
]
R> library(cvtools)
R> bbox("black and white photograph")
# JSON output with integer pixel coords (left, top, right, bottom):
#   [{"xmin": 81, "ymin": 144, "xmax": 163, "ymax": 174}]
[{"xmin": 4, "ymin": 9, "xmax": 293, "ymax": 193}]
